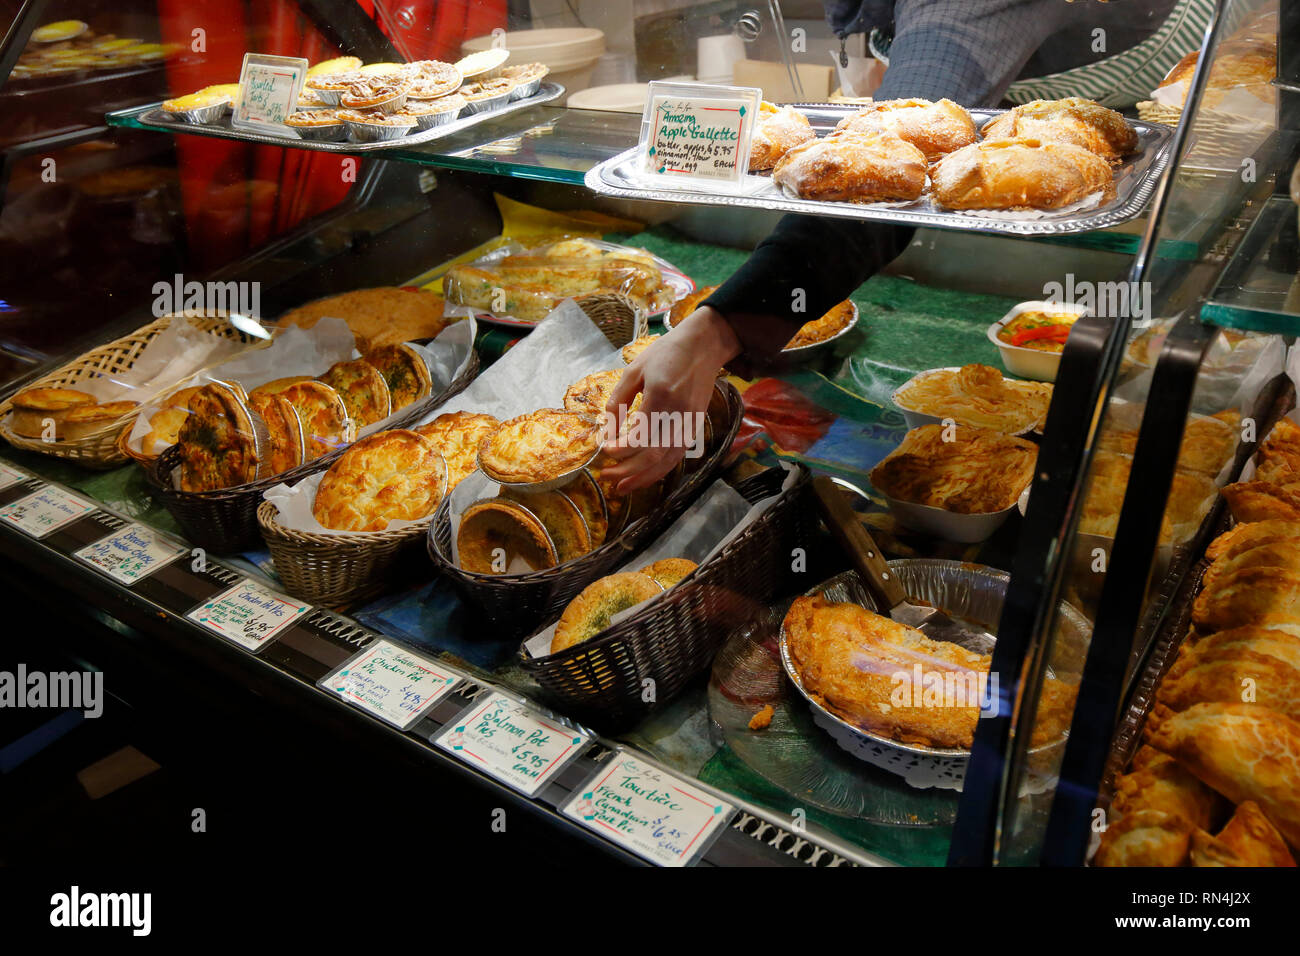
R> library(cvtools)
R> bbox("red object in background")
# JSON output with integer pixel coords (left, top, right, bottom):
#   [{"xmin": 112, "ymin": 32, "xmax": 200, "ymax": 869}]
[
  {"xmin": 155, "ymin": 0, "xmax": 504, "ymax": 271},
  {"xmin": 734, "ymin": 378, "xmax": 836, "ymax": 455}
]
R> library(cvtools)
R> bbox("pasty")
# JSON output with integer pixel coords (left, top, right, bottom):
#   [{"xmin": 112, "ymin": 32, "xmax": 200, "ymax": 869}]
[
  {"xmin": 1111, "ymin": 745, "xmax": 1222, "ymax": 829},
  {"xmin": 773, "ymin": 130, "xmax": 928, "ymax": 203},
  {"xmin": 1221, "ymin": 481, "xmax": 1300, "ymax": 523},
  {"xmin": 932, "ymin": 137, "xmax": 1114, "ymax": 210},
  {"xmin": 1094, "ymin": 810, "xmax": 1194, "ymax": 867},
  {"xmin": 1192, "ymin": 567, "xmax": 1300, "ymax": 633},
  {"xmin": 835, "ymin": 97, "xmax": 976, "ymax": 161}
]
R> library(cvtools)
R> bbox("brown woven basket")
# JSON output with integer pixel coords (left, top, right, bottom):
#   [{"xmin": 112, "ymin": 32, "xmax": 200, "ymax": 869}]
[
  {"xmin": 521, "ymin": 464, "xmax": 815, "ymax": 730},
  {"xmin": 427, "ymin": 381, "xmax": 746, "ymax": 638},
  {"xmin": 571, "ymin": 292, "xmax": 648, "ymax": 345},
  {"xmin": 148, "ymin": 349, "xmax": 480, "ymax": 554},
  {"xmin": 0, "ymin": 313, "xmax": 269, "ymax": 469},
  {"xmin": 257, "ymin": 500, "xmax": 429, "ymax": 607}
]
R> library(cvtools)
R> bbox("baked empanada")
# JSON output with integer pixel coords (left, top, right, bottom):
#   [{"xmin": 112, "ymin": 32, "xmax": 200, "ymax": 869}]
[
  {"xmin": 1221, "ymin": 481, "xmax": 1300, "ymax": 524},
  {"xmin": 1193, "ymin": 567, "xmax": 1300, "ymax": 633},
  {"xmin": 1190, "ymin": 801, "xmax": 1296, "ymax": 867},
  {"xmin": 1204, "ymin": 541, "xmax": 1300, "ymax": 593},
  {"xmin": 1205, "ymin": 519, "xmax": 1300, "ymax": 563},
  {"xmin": 1111, "ymin": 745, "xmax": 1223, "ymax": 829},
  {"xmin": 1094, "ymin": 809, "xmax": 1193, "ymax": 867},
  {"xmin": 1155, "ymin": 648, "xmax": 1300, "ymax": 720}
]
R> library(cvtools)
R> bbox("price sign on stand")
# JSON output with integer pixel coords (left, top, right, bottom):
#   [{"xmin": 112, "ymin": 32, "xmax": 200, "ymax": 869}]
[
  {"xmin": 562, "ymin": 753, "xmax": 733, "ymax": 866},
  {"xmin": 0, "ymin": 486, "xmax": 94, "ymax": 538},
  {"xmin": 187, "ymin": 578, "xmax": 309, "ymax": 652},
  {"xmin": 232, "ymin": 53, "xmax": 308, "ymax": 132},
  {"xmin": 0, "ymin": 464, "xmax": 29, "ymax": 492},
  {"xmin": 74, "ymin": 523, "xmax": 186, "ymax": 585},
  {"xmin": 434, "ymin": 692, "xmax": 589, "ymax": 796},
  {"xmin": 320, "ymin": 639, "xmax": 460, "ymax": 730},
  {"xmin": 640, "ymin": 81, "xmax": 760, "ymax": 186}
]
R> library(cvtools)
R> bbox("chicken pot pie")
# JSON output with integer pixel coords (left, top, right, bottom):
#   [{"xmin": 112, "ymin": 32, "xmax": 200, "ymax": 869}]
[
  {"xmin": 748, "ymin": 102, "xmax": 815, "ymax": 171},
  {"xmin": 981, "ymin": 97, "xmax": 1138, "ymax": 164},
  {"xmin": 499, "ymin": 488, "xmax": 590, "ymax": 563},
  {"xmin": 834, "ymin": 98, "xmax": 976, "ymax": 162},
  {"xmin": 279, "ymin": 381, "xmax": 354, "ymax": 461},
  {"xmin": 313, "ymin": 429, "xmax": 447, "ymax": 532},
  {"xmin": 364, "ymin": 344, "xmax": 432, "ymax": 411},
  {"xmin": 870, "ymin": 424, "xmax": 1038, "ymax": 515},
  {"xmin": 177, "ymin": 383, "xmax": 261, "ymax": 492},
  {"xmin": 551, "ymin": 572, "xmax": 663, "ymax": 655},
  {"xmin": 318, "ymin": 359, "xmax": 392, "ymax": 428},
  {"xmin": 61, "ymin": 401, "xmax": 140, "ymax": 441},
  {"xmin": 10, "ymin": 387, "xmax": 94, "ymax": 437},
  {"xmin": 773, "ymin": 130, "xmax": 928, "ymax": 204},
  {"xmin": 415, "ymin": 411, "xmax": 500, "ymax": 489},
  {"xmin": 457, "ymin": 498, "xmax": 556, "ymax": 574},
  {"xmin": 247, "ymin": 393, "xmax": 306, "ymax": 476},
  {"xmin": 478, "ymin": 408, "xmax": 602, "ymax": 484},
  {"xmin": 931, "ymin": 137, "xmax": 1114, "ymax": 211},
  {"xmin": 894, "ymin": 364, "xmax": 1052, "ymax": 434}
]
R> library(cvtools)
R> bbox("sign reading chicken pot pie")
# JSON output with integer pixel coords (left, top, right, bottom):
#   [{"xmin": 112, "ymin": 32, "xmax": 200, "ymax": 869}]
[
  {"xmin": 233, "ymin": 53, "xmax": 308, "ymax": 132},
  {"xmin": 187, "ymin": 578, "xmax": 310, "ymax": 651},
  {"xmin": 640, "ymin": 81, "xmax": 760, "ymax": 186},
  {"xmin": 562, "ymin": 753, "xmax": 733, "ymax": 866},
  {"xmin": 320, "ymin": 639, "xmax": 460, "ymax": 730}
]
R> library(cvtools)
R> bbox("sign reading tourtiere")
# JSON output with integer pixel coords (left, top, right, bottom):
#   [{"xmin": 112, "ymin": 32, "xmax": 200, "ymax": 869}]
[{"xmin": 640, "ymin": 81, "xmax": 760, "ymax": 186}]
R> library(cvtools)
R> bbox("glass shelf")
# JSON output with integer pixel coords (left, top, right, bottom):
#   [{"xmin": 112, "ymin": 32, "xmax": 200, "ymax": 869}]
[{"xmin": 1201, "ymin": 194, "xmax": 1300, "ymax": 334}]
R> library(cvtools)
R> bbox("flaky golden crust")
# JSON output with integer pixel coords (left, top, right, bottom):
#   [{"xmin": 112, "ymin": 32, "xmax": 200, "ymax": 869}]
[
  {"xmin": 1193, "ymin": 568, "xmax": 1300, "ymax": 634},
  {"xmin": 364, "ymin": 344, "xmax": 431, "ymax": 410},
  {"xmin": 313, "ymin": 429, "xmax": 447, "ymax": 532},
  {"xmin": 1156, "ymin": 646, "xmax": 1300, "ymax": 722},
  {"xmin": 276, "ymin": 288, "xmax": 448, "ymax": 352},
  {"xmin": 773, "ymin": 130, "xmax": 927, "ymax": 203},
  {"xmin": 478, "ymin": 408, "xmax": 602, "ymax": 484},
  {"xmin": 786, "ymin": 300, "xmax": 856, "ymax": 349},
  {"xmin": 621, "ymin": 335, "xmax": 660, "ymax": 365},
  {"xmin": 1206, "ymin": 520, "xmax": 1300, "ymax": 563},
  {"xmin": 931, "ymin": 137, "xmax": 1114, "ymax": 210},
  {"xmin": 1099, "ymin": 415, "xmax": 1237, "ymax": 478},
  {"xmin": 247, "ymin": 393, "xmax": 305, "ymax": 476},
  {"xmin": 10, "ymin": 387, "xmax": 95, "ymax": 437},
  {"xmin": 748, "ymin": 104, "xmax": 815, "ymax": 171},
  {"xmin": 177, "ymin": 383, "xmax": 259, "ymax": 492},
  {"xmin": 869, "ymin": 423, "xmax": 1037, "ymax": 514},
  {"xmin": 318, "ymin": 359, "xmax": 391, "ymax": 427},
  {"xmin": 835, "ymin": 98, "xmax": 976, "ymax": 161},
  {"xmin": 1190, "ymin": 802, "xmax": 1296, "ymax": 867},
  {"xmin": 551, "ymin": 572, "xmax": 662, "ymax": 654},
  {"xmin": 499, "ymin": 488, "xmax": 590, "ymax": 563},
  {"xmin": 1221, "ymin": 481, "xmax": 1300, "ymax": 524},
  {"xmin": 143, "ymin": 406, "xmax": 189, "ymax": 456},
  {"xmin": 563, "ymin": 369, "xmax": 624, "ymax": 418},
  {"xmin": 250, "ymin": 376, "xmax": 311, "ymax": 398},
  {"xmin": 1204, "ymin": 542, "xmax": 1300, "ymax": 594},
  {"xmin": 982, "ymin": 98, "xmax": 1138, "ymax": 163},
  {"xmin": 280, "ymin": 381, "xmax": 354, "ymax": 461},
  {"xmin": 1094, "ymin": 810, "xmax": 1194, "ymax": 867},
  {"xmin": 894, "ymin": 363, "xmax": 1052, "ymax": 434},
  {"xmin": 1081, "ymin": 452, "xmax": 1215, "ymax": 542},
  {"xmin": 640, "ymin": 557, "xmax": 697, "ymax": 589},
  {"xmin": 415, "ymin": 411, "xmax": 500, "ymax": 489},
  {"xmin": 1111, "ymin": 746, "xmax": 1222, "ymax": 829},
  {"xmin": 457, "ymin": 498, "xmax": 555, "ymax": 574}
]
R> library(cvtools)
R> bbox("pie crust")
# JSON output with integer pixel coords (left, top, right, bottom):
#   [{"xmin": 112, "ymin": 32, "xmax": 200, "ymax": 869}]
[
  {"xmin": 457, "ymin": 498, "xmax": 556, "ymax": 574},
  {"xmin": 279, "ymin": 381, "xmax": 354, "ymax": 461},
  {"xmin": 551, "ymin": 572, "xmax": 663, "ymax": 654},
  {"xmin": 247, "ymin": 392, "xmax": 305, "ymax": 476},
  {"xmin": 363, "ymin": 344, "xmax": 432, "ymax": 411},
  {"xmin": 318, "ymin": 358, "xmax": 392, "ymax": 427},
  {"xmin": 313, "ymin": 429, "xmax": 447, "ymax": 532},
  {"xmin": 477, "ymin": 408, "xmax": 602, "ymax": 484},
  {"xmin": 177, "ymin": 382, "xmax": 260, "ymax": 492},
  {"xmin": 415, "ymin": 411, "xmax": 500, "ymax": 489}
]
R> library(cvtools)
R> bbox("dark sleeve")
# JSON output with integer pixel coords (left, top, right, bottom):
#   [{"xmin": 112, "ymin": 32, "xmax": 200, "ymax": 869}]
[{"xmin": 702, "ymin": 214, "xmax": 913, "ymax": 378}]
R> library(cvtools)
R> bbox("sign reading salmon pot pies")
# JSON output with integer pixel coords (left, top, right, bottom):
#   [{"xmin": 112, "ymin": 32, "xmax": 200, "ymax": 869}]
[
  {"xmin": 640, "ymin": 81, "xmax": 760, "ymax": 186},
  {"xmin": 233, "ymin": 53, "xmax": 308, "ymax": 133}
]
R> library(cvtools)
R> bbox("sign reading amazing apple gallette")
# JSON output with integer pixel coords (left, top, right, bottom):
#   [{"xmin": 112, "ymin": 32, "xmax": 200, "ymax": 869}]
[
  {"xmin": 562, "ymin": 753, "xmax": 733, "ymax": 866},
  {"xmin": 233, "ymin": 53, "xmax": 307, "ymax": 131},
  {"xmin": 641, "ymin": 82, "xmax": 760, "ymax": 185},
  {"xmin": 321, "ymin": 639, "xmax": 460, "ymax": 730}
]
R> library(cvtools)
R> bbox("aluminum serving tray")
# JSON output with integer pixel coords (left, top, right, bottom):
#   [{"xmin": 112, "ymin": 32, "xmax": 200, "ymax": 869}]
[
  {"xmin": 116, "ymin": 81, "xmax": 565, "ymax": 153},
  {"xmin": 586, "ymin": 105, "xmax": 1175, "ymax": 237}
]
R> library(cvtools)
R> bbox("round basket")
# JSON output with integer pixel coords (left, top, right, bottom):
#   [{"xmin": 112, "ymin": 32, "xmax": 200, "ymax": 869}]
[
  {"xmin": 0, "ymin": 313, "xmax": 269, "ymax": 469},
  {"xmin": 257, "ymin": 500, "xmax": 430, "ymax": 606}
]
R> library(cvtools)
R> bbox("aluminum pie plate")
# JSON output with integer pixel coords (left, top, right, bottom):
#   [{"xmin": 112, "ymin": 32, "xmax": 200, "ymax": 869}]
[
  {"xmin": 664, "ymin": 299, "xmax": 858, "ymax": 361},
  {"xmin": 778, "ymin": 562, "xmax": 1089, "ymax": 790},
  {"xmin": 122, "ymin": 81, "xmax": 564, "ymax": 153},
  {"xmin": 476, "ymin": 441, "xmax": 603, "ymax": 494},
  {"xmin": 586, "ymin": 105, "xmax": 1175, "ymax": 237}
]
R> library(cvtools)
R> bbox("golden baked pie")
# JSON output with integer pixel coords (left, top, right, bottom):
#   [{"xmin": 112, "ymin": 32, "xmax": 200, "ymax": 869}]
[
  {"xmin": 250, "ymin": 376, "xmax": 312, "ymax": 398},
  {"xmin": 142, "ymin": 406, "xmax": 189, "ymax": 457},
  {"xmin": 551, "ymin": 572, "xmax": 663, "ymax": 654},
  {"xmin": 1189, "ymin": 802, "xmax": 1296, "ymax": 867},
  {"xmin": 1167, "ymin": 627, "xmax": 1300, "ymax": 687},
  {"xmin": 162, "ymin": 88, "xmax": 231, "ymax": 113},
  {"xmin": 415, "ymin": 411, "xmax": 500, "ymax": 489},
  {"xmin": 478, "ymin": 408, "xmax": 602, "ymax": 484},
  {"xmin": 308, "ymin": 56, "xmax": 362, "ymax": 77},
  {"xmin": 500, "ymin": 62, "xmax": 548, "ymax": 85},
  {"xmin": 1222, "ymin": 481, "xmax": 1300, "ymax": 524},
  {"xmin": 499, "ymin": 488, "xmax": 590, "ymax": 563},
  {"xmin": 563, "ymin": 368, "xmax": 643, "ymax": 421},
  {"xmin": 357, "ymin": 62, "xmax": 412, "ymax": 77},
  {"xmin": 981, "ymin": 97, "xmax": 1138, "ymax": 163},
  {"xmin": 1203, "ymin": 541, "xmax": 1300, "ymax": 595},
  {"xmin": 562, "ymin": 469, "xmax": 608, "ymax": 547},
  {"xmin": 304, "ymin": 71, "xmax": 361, "ymax": 93},
  {"xmin": 285, "ymin": 109, "xmax": 343, "ymax": 129},
  {"xmin": 398, "ymin": 94, "xmax": 465, "ymax": 118},
  {"xmin": 279, "ymin": 381, "xmax": 354, "ymax": 461},
  {"xmin": 61, "ymin": 400, "xmax": 140, "ymax": 441},
  {"xmin": 640, "ymin": 558, "xmax": 697, "ymax": 590},
  {"xmin": 1080, "ymin": 452, "xmax": 1216, "ymax": 542},
  {"xmin": 870, "ymin": 424, "xmax": 1037, "ymax": 514},
  {"xmin": 1206, "ymin": 519, "xmax": 1300, "ymax": 564},
  {"xmin": 773, "ymin": 130, "xmax": 928, "ymax": 203},
  {"xmin": 445, "ymin": 255, "xmax": 667, "ymax": 323},
  {"xmin": 247, "ymin": 393, "xmax": 305, "ymax": 477},
  {"xmin": 462, "ymin": 77, "xmax": 513, "ymax": 102},
  {"xmin": 1094, "ymin": 810, "xmax": 1195, "ymax": 867},
  {"xmin": 1193, "ymin": 568, "xmax": 1300, "ymax": 634},
  {"xmin": 313, "ymin": 429, "xmax": 447, "ymax": 532},
  {"xmin": 894, "ymin": 364, "xmax": 1052, "ymax": 435},
  {"xmin": 457, "ymin": 498, "xmax": 556, "ymax": 574},
  {"xmin": 1155, "ymin": 635, "xmax": 1300, "ymax": 722},
  {"xmin": 748, "ymin": 102, "xmax": 815, "ymax": 171},
  {"xmin": 406, "ymin": 59, "xmax": 462, "ymax": 99},
  {"xmin": 1252, "ymin": 418, "xmax": 1300, "ymax": 486},
  {"xmin": 10, "ymin": 387, "xmax": 94, "ymax": 437},
  {"xmin": 931, "ymin": 137, "xmax": 1115, "ymax": 210},
  {"xmin": 834, "ymin": 98, "xmax": 976, "ymax": 162},
  {"xmin": 784, "ymin": 594, "xmax": 1076, "ymax": 749},
  {"xmin": 297, "ymin": 89, "xmax": 329, "ymax": 110},
  {"xmin": 1147, "ymin": 702, "xmax": 1300, "ymax": 849},
  {"xmin": 1110, "ymin": 745, "xmax": 1223, "ymax": 829},
  {"xmin": 277, "ymin": 288, "xmax": 448, "ymax": 351},
  {"xmin": 339, "ymin": 74, "xmax": 412, "ymax": 110},
  {"xmin": 177, "ymin": 383, "xmax": 260, "ymax": 492},
  {"xmin": 621, "ymin": 335, "xmax": 660, "ymax": 365},
  {"xmin": 318, "ymin": 359, "xmax": 392, "ymax": 427},
  {"xmin": 364, "ymin": 344, "xmax": 432, "ymax": 411},
  {"xmin": 159, "ymin": 385, "xmax": 202, "ymax": 410},
  {"xmin": 337, "ymin": 108, "xmax": 417, "ymax": 128},
  {"xmin": 785, "ymin": 300, "xmax": 856, "ymax": 349}
]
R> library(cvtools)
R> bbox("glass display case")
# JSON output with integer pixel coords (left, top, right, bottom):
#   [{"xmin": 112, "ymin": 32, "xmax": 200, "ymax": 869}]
[{"xmin": 0, "ymin": 0, "xmax": 1295, "ymax": 871}]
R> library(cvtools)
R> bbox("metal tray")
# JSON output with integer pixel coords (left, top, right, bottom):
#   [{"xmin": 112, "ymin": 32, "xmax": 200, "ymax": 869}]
[
  {"xmin": 112, "ymin": 82, "xmax": 565, "ymax": 153},
  {"xmin": 585, "ymin": 105, "xmax": 1175, "ymax": 237}
]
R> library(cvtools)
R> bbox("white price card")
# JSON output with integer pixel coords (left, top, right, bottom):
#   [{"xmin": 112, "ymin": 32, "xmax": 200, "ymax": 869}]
[
  {"xmin": 640, "ymin": 81, "xmax": 760, "ymax": 185},
  {"xmin": 320, "ymin": 639, "xmax": 460, "ymax": 729},
  {"xmin": 434, "ymin": 692, "xmax": 590, "ymax": 796},
  {"xmin": 0, "ymin": 463, "xmax": 29, "ymax": 492},
  {"xmin": 233, "ymin": 53, "xmax": 308, "ymax": 132},
  {"xmin": 562, "ymin": 753, "xmax": 733, "ymax": 866},
  {"xmin": 74, "ymin": 523, "xmax": 186, "ymax": 585},
  {"xmin": 187, "ymin": 578, "xmax": 310, "ymax": 652},
  {"xmin": 0, "ymin": 485, "xmax": 94, "ymax": 538}
]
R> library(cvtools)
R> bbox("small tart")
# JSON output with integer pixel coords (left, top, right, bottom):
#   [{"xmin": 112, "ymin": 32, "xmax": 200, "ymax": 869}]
[
  {"xmin": 200, "ymin": 83, "xmax": 241, "ymax": 102},
  {"xmin": 457, "ymin": 498, "xmax": 556, "ymax": 574},
  {"xmin": 340, "ymin": 74, "xmax": 412, "ymax": 110},
  {"xmin": 501, "ymin": 62, "xmax": 548, "ymax": 84},
  {"xmin": 285, "ymin": 109, "xmax": 343, "ymax": 129},
  {"xmin": 414, "ymin": 411, "xmax": 500, "ymax": 489},
  {"xmin": 357, "ymin": 62, "xmax": 411, "ymax": 77},
  {"xmin": 406, "ymin": 59, "xmax": 462, "ymax": 98},
  {"xmin": 162, "ymin": 89, "xmax": 229, "ymax": 112},
  {"xmin": 10, "ymin": 387, "xmax": 95, "ymax": 437},
  {"xmin": 478, "ymin": 408, "xmax": 602, "ymax": 484},
  {"xmin": 363, "ymin": 344, "xmax": 432, "ymax": 410},
  {"xmin": 318, "ymin": 359, "xmax": 392, "ymax": 427},
  {"xmin": 307, "ymin": 56, "xmax": 362, "ymax": 77},
  {"xmin": 337, "ymin": 107, "xmax": 417, "ymax": 127},
  {"xmin": 279, "ymin": 381, "xmax": 354, "ymax": 460},
  {"xmin": 177, "ymin": 382, "xmax": 260, "ymax": 492},
  {"xmin": 499, "ymin": 488, "xmax": 591, "ymax": 563},
  {"xmin": 551, "ymin": 572, "xmax": 663, "ymax": 654},
  {"xmin": 305, "ymin": 70, "xmax": 361, "ymax": 92},
  {"xmin": 313, "ymin": 429, "xmax": 447, "ymax": 532},
  {"xmin": 398, "ymin": 92, "xmax": 465, "ymax": 116},
  {"xmin": 562, "ymin": 469, "xmax": 608, "ymax": 547},
  {"xmin": 621, "ymin": 335, "xmax": 660, "ymax": 365},
  {"xmin": 61, "ymin": 400, "xmax": 140, "ymax": 441},
  {"xmin": 297, "ymin": 89, "xmax": 330, "ymax": 110},
  {"xmin": 461, "ymin": 77, "xmax": 514, "ymax": 101},
  {"xmin": 247, "ymin": 393, "xmax": 305, "ymax": 476},
  {"xmin": 640, "ymin": 557, "xmax": 698, "ymax": 590}
]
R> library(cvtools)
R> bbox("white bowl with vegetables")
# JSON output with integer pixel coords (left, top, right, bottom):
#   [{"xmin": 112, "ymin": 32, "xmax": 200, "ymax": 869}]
[{"xmin": 987, "ymin": 301, "xmax": 1089, "ymax": 383}]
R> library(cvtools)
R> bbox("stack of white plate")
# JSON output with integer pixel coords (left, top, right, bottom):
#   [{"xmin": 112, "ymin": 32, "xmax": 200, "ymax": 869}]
[{"xmin": 462, "ymin": 28, "xmax": 605, "ymax": 105}]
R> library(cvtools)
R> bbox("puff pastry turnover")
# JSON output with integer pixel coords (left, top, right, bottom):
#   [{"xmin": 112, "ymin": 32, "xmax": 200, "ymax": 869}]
[
  {"xmin": 981, "ymin": 97, "xmax": 1138, "ymax": 163},
  {"xmin": 1192, "ymin": 567, "xmax": 1300, "ymax": 633},
  {"xmin": 1221, "ymin": 481, "xmax": 1300, "ymax": 524},
  {"xmin": 773, "ymin": 130, "xmax": 927, "ymax": 204},
  {"xmin": 932, "ymin": 137, "xmax": 1114, "ymax": 211},
  {"xmin": 1111, "ymin": 745, "xmax": 1223, "ymax": 829},
  {"xmin": 1094, "ymin": 810, "xmax": 1194, "ymax": 867},
  {"xmin": 835, "ymin": 97, "xmax": 976, "ymax": 162}
]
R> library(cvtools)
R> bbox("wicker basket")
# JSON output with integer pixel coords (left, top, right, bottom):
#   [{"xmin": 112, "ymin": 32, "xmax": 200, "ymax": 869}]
[
  {"xmin": 148, "ymin": 349, "xmax": 480, "ymax": 554},
  {"xmin": 0, "ymin": 313, "xmax": 269, "ymax": 469},
  {"xmin": 520, "ymin": 464, "xmax": 815, "ymax": 730},
  {"xmin": 257, "ymin": 500, "xmax": 429, "ymax": 607},
  {"xmin": 571, "ymin": 292, "xmax": 647, "ymax": 346},
  {"xmin": 427, "ymin": 381, "xmax": 746, "ymax": 638}
]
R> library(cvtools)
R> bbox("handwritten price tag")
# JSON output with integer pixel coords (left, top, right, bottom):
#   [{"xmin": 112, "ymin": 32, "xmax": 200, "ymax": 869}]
[
  {"xmin": 75, "ymin": 523, "xmax": 186, "ymax": 585},
  {"xmin": 233, "ymin": 53, "xmax": 307, "ymax": 131},
  {"xmin": 0, "ymin": 486, "xmax": 94, "ymax": 538},
  {"xmin": 641, "ymin": 81, "xmax": 759, "ymax": 185},
  {"xmin": 562, "ymin": 753, "xmax": 732, "ymax": 866},
  {"xmin": 0, "ymin": 463, "xmax": 29, "ymax": 492},
  {"xmin": 322, "ymin": 639, "xmax": 460, "ymax": 729},
  {"xmin": 187, "ymin": 578, "xmax": 309, "ymax": 652},
  {"xmin": 434, "ymin": 692, "xmax": 589, "ymax": 795}
]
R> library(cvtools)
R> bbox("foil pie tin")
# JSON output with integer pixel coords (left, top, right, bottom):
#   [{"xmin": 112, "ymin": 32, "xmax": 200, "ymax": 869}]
[
  {"xmin": 288, "ymin": 120, "xmax": 348, "ymax": 142},
  {"xmin": 165, "ymin": 101, "xmax": 229, "ymax": 125},
  {"xmin": 343, "ymin": 115, "xmax": 416, "ymax": 143},
  {"xmin": 403, "ymin": 101, "xmax": 464, "ymax": 130},
  {"xmin": 461, "ymin": 89, "xmax": 511, "ymax": 115},
  {"xmin": 507, "ymin": 75, "xmax": 543, "ymax": 101}
]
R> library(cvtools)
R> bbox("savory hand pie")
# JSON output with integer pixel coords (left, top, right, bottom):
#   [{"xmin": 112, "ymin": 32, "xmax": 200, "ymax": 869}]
[
  {"xmin": 414, "ymin": 411, "xmax": 500, "ymax": 489},
  {"xmin": 1110, "ymin": 745, "xmax": 1223, "ymax": 829},
  {"xmin": 551, "ymin": 571, "xmax": 663, "ymax": 654},
  {"xmin": 177, "ymin": 382, "xmax": 260, "ymax": 492},
  {"xmin": 1221, "ymin": 481, "xmax": 1300, "ymax": 524},
  {"xmin": 457, "ymin": 497, "xmax": 556, "ymax": 574},
  {"xmin": 10, "ymin": 387, "xmax": 95, "ymax": 437},
  {"xmin": 894, "ymin": 364, "xmax": 1052, "ymax": 434},
  {"xmin": 1206, "ymin": 519, "xmax": 1300, "ymax": 563},
  {"xmin": 1094, "ymin": 809, "xmax": 1195, "ymax": 867},
  {"xmin": 318, "ymin": 359, "xmax": 392, "ymax": 427},
  {"xmin": 499, "ymin": 488, "xmax": 590, "ymax": 563},
  {"xmin": 279, "ymin": 381, "xmax": 354, "ymax": 461},
  {"xmin": 1190, "ymin": 801, "xmax": 1296, "ymax": 867},
  {"xmin": 1192, "ymin": 567, "xmax": 1300, "ymax": 634},
  {"xmin": 931, "ymin": 137, "xmax": 1114, "ymax": 211},
  {"xmin": 1155, "ymin": 643, "xmax": 1300, "ymax": 722},
  {"xmin": 313, "ymin": 429, "xmax": 447, "ymax": 532},
  {"xmin": 477, "ymin": 408, "xmax": 602, "ymax": 484},
  {"xmin": 364, "ymin": 344, "xmax": 432, "ymax": 410},
  {"xmin": 748, "ymin": 102, "xmax": 815, "ymax": 171},
  {"xmin": 773, "ymin": 130, "xmax": 928, "ymax": 204},
  {"xmin": 1203, "ymin": 541, "xmax": 1300, "ymax": 594},
  {"xmin": 834, "ymin": 98, "xmax": 976, "ymax": 161},
  {"xmin": 981, "ymin": 97, "xmax": 1138, "ymax": 163},
  {"xmin": 869, "ymin": 423, "xmax": 1038, "ymax": 514},
  {"xmin": 247, "ymin": 393, "xmax": 306, "ymax": 476}
]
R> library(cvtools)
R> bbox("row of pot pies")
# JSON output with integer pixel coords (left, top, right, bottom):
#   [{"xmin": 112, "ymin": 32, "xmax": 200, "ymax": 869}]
[
  {"xmin": 1095, "ymin": 419, "xmax": 1300, "ymax": 867},
  {"xmin": 9, "ymin": 388, "xmax": 139, "ymax": 441}
]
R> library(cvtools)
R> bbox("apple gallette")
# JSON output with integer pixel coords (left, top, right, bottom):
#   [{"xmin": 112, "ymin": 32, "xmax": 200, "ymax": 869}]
[
  {"xmin": 478, "ymin": 408, "xmax": 602, "ymax": 484},
  {"xmin": 835, "ymin": 97, "xmax": 976, "ymax": 162},
  {"xmin": 312, "ymin": 429, "xmax": 447, "ymax": 532},
  {"xmin": 981, "ymin": 97, "xmax": 1138, "ymax": 163},
  {"xmin": 773, "ymin": 129, "xmax": 928, "ymax": 203},
  {"xmin": 931, "ymin": 137, "xmax": 1114, "ymax": 210}
]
